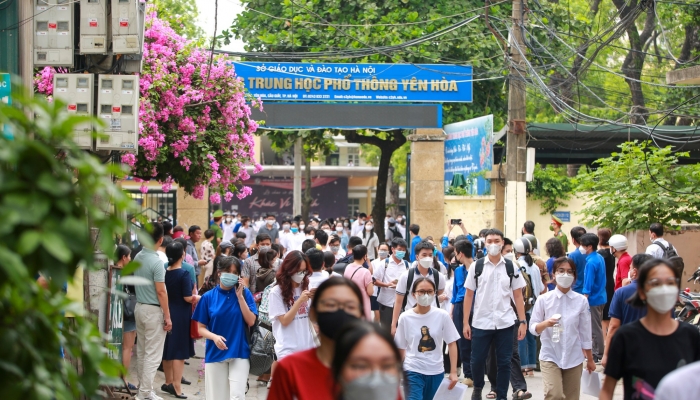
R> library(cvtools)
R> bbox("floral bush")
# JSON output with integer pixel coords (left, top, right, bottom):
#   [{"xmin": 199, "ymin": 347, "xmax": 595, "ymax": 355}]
[{"xmin": 34, "ymin": 9, "xmax": 262, "ymax": 203}]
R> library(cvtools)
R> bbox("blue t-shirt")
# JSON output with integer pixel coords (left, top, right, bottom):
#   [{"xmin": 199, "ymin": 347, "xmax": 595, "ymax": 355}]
[
  {"xmin": 451, "ymin": 265, "xmax": 468, "ymax": 304},
  {"xmin": 569, "ymin": 248, "xmax": 588, "ymax": 294},
  {"xmin": 608, "ymin": 281, "xmax": 646, "ymax": 325},
  {"xmin": 546, "ymin": 257, "xmax": 557, "ymax": 291},
  {"xmin": 192, "ymin": 285, "xmax": 258, "ymax": 363},
  {"xmin": 409, "ymin": 235, "xmax": 422, "ymax": 262},
  {"xmin": 582, "ymin": 251, "xmax": 607, "ymax": 307}
]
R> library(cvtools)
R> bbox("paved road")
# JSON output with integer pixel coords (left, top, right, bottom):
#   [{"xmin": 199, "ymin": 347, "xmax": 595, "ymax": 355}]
[{"xmin": 127, "ymin": 340, "xmax": 624, "ymax": 399}]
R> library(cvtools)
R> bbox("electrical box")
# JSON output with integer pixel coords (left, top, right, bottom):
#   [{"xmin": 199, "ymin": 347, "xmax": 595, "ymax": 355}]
[
  {"xmin": 111, "ymin": 0, "xmax": 144, "ymax": 54},
  {"xmin": 34, "ymin": 0, "xmax": 74, "ymax": 67},
  {"xmin": 53, "ymin": 74, "xmax": 94, "ymax": 150},
  {"xmin": 96, "ymin": 75, "xmax": 139, "ymax": 152},
  {"xmin": 80, "ymin": 0, "xmax": 110, "ymax": 54}
]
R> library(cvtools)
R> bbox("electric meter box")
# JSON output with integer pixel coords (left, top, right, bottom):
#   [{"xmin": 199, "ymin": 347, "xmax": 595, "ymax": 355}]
[
  {"xmin": 34, "ymin": 0, "xmax": 74, "ymax": 67},
  {"xmin": 53, "ymin": 74, "xmax": 94, "ymax": 150},
  {"xmin": 80, "ymin": 0, "xmax": 110, "ymax": 54},
  {"xmin": 96, "ymin": 75, "xmax": 139, "ymax": 152},
  {"xmin": 111, "ymin": 0, "xmax": 144, "ymax": 54}
]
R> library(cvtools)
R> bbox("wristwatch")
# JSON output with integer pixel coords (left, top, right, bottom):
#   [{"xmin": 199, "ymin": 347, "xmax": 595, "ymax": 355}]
[{"xmin": 519, "ymin": 320, "xmax": 527, "ymax": 325}]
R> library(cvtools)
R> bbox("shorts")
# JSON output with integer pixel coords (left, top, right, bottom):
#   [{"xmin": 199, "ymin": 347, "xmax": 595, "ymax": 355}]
[
  {"xmin": 124, "ymin": 319, "xmax": 136, "ymax": 333},
  {"xmin": 370, "ymin": 295, "xmax": 379, "ymax": 311}
]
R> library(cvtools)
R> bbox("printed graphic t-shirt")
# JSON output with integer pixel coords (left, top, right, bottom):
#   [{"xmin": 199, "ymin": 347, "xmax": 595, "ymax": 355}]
[
  {"xmin": 394, "ymin": 307, "xmax": 460, "ymax": 375},
  {"xmin": 604, "ymin": 320, "xmax": 700, "ymax": 400},
  {"xmin": 269, "ymin": 285, "xmax": 315, "ymax": 360}
]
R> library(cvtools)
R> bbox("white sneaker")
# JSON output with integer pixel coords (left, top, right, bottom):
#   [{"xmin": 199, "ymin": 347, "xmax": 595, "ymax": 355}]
[{"xmin": 136, "ymin": 391, "xmax": 163, "ymax": 400}]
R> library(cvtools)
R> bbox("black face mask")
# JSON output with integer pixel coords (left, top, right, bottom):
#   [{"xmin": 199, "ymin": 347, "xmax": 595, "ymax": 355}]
[
  {"xmin": 450, "ymin": 262, "xmax": 460, "ymax": 270},
  {"xmin": 316, "ymin": 309, "xmax": 359, "ymax": 339}
]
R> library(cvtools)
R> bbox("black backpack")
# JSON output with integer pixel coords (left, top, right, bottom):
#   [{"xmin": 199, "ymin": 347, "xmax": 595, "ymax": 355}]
[
  {"xmin": 473, "ymin": 257, "xmax": 518, "ymax": 290},
  {"xmin": 654, "ymin": 241, "xmax": 684, "ymax": 278},
  {"xmin": 389, "ymin": 226, "xmax": 403, "ymax": 239},
  {"xmin": 400, "ymin": 266, "xmax": 441, "ymax": 311}
]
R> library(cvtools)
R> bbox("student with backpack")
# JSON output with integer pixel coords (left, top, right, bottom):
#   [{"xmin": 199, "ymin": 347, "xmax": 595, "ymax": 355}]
[
  {"xmin": 373, "ymin": 238, "xmax": 411, "ymax": 329},
  {"xmin": 514, "ymin": 237, "xmax": 546, "ymax": 378},
  {"xmin": 391, "ymin": 241, "xmax": 446, "ymax": 336},
  {"xmin": 462, "ymin": 229, "xmax": 527, "ymax": 400}
]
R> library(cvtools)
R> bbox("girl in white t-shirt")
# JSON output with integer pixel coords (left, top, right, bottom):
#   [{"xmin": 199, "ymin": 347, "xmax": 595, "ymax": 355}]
[
  {"xmin": 395, "ymin": 278, "xmax": 460, "ymax": 400},
  {"xmin": 268, "ymin": 250, "xmax": 315, "ymax": 388}
]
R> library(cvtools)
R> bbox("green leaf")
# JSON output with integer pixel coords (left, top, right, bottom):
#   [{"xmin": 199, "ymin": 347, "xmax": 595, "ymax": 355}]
[
  {"xmin": 41, "ymin": 232, "xmax": 72, "ymax": 263},
  {"xmin": 17, "ymin": 231, "xmax": 42, "ymax": 255}
]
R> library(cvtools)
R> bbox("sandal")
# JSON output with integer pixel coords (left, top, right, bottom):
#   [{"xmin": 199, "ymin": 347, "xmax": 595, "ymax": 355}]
[
  {"xmin": 513, "ymin": 389, "xmax": 532, "ymax": 400},
  {"xmin": 486, "ymin": 391, "xmax": 497, "ymax": 399}
]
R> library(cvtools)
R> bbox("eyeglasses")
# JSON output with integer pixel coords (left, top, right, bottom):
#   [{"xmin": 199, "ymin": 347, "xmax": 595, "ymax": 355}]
[
  {"xmin": 318, "ymin": 299, "xmax": 361, "ymax": 314},
  {"xmin": 414, "ymin": 290, "xmax": 435, "ymax": 296},
  {"xmin": 646, "ymin": 278, "xmax": 679, "ymax": 288}
]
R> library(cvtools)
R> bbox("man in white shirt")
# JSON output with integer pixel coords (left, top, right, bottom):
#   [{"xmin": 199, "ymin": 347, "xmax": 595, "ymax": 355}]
[
  {"xmin": 645, "ymin": 222, "xmax": 678, "ymax": 259},
  {"xmin": 327, "ymin": 235, "xmax": 346, "ymax": 260},
  {"xmin": 278, "ymin": 220, "xmax": 294, "ymax": 250},
  {"xmin": 305, "ymin": 248, "xmax": 329, "ymax": 289},
  {"xmin": 221, "ymin": 212, "xmax": 236, "ymax": 242},
  {"xmin": 373, "ymin": 238, "xmax": 409, "ymax": 329},
  {"xmin": 351, "ymin": 213, "xmax": 367, "ymax": 237},
  {"xmin": 462, "ymin": 229, "xmax": 527, "ymax": 400},
  {"xmin": 391, "ymin": 241, "xmax": 446, "ymax": 336}
]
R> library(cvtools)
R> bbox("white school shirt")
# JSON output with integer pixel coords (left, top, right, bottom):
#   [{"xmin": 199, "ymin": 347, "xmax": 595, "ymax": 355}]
[
  {"xmin": 395, "ymin": 267, "xmax": 446, "ymax": 311},
  {"xmin": 441, "ymin": 274, "xmax": 454, "ymax": 312},
  {"xmin": 373, "ymin": 257, "xmax": 407, "ymax": 307},
  {"xmin": 528, "ymin": 287, "xmax": 592, "ymax": 370},
  {"xmin": 308, "ymin": 270, "xmax": 330, "ymax": 288},
  {"xmin": 268, "ymin": 286, "xmax": 315, "ymax": 360},
  {"xmin": 222, "ymin": 221, "xmax": 235, "ymax": 242},
  {"xmin": 645, "ymin": 238, "xmax": 677, "ymax": 259},
  {"xmin": 464, "ymin": 256, "xmax": 526, "ymax": 330},
  {"xmin": 395, "ymin": 307, "xmax": 460, "ymax": 375}
]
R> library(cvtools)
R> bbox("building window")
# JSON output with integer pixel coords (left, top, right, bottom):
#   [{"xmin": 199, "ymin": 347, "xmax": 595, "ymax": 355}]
[
  {"xmin": 348, "ymin": 198, "xmax": 360, "ymax": 217},
  {"xmin": 347, "ymin": 147, "xmax": 360, "ymax": 166},
  {"xmin": 326, "ymin": 152, "xmax": 340, "ymax": 166}
]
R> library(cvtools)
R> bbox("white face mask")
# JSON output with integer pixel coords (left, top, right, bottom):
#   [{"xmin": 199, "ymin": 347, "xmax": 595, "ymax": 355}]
[
  {"xmin": 342, "ymin": 371, "xmax": 400, "ymax": 400},
  {"xmin": 336, "ymin": 226, "xmax": 343, "ymax": 232},
  {"xmin": 419, "ymin": 257, "xmax": 433, "ymax": 269},
  {"xmin": 487, "ymin": 244, "xmax": 502, "ymax": 257},
  {"xmin": 556, "ymin": 273, "xmax": 575, "ymax": 289},
  {"xmin": 291, "ymin": 271, "xmax": 305, "ymax": 284},
  {"xmin": 365, "ymin": 225, "xmax": 373, "ymax": 231},
  {"xmin": 299, "ymin": 224, "xmax": 305, "ymax": 230},
  {"xmin": 503, "ymin": 252, "xmax": 514, "ymax": 261},
  {"xmin": 378, "ymin": 250, "xmax": 389, "ymax": 259},
  {"xmin": 645, "ymin": 285, "xmax": 679, "ymax": 314},
  {"xmin": 417, "ymin": 293, "xmax": 435, "ymax": 307},
  {"xmin": 578, "ymin": 245, "xmax": 587, "ymax": 254},
  {"xmin": 282, "ymin": 224, "xmax": 290, "ymax": 231},
  {"xmin": 267, "ymin": 220, "xmax": 275, "ymax": 226}
]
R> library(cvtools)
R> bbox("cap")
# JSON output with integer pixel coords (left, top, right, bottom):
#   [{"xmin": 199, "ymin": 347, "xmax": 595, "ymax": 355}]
[
  {"xmin": 514, "ymin": 237, "xmax": 532, "ymax": 255},
  {"xmin": 213, "ymin": 210, "xmax": 224, "ymax": 218},
  {"xmin": 388, "ymin": 217, "xmax": 396, "ymax": 224},
  {"xmin": 609, "ymin": 234, "xmax": 628, "ymax": 251},
  {"xmin": 551, "ymin": 215, "xmax": 564, "ymax": 226},
  {"xmin": 219, "ymin": 241, "xmax": 233, "ymax": 250}
]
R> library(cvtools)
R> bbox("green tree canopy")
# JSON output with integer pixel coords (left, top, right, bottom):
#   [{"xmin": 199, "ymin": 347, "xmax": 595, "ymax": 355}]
[{"xmin": 154, "ymin": 0, "xmax": 205, "ymax": 41}]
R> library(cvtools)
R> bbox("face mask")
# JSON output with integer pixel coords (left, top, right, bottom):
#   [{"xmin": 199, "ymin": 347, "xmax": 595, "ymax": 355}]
[
  {"xmin": 365, "ymin": 225, "xmax": 373, "ymax": 231},
  {"xmin": 503, "ymin": 252, "xmax": 514, "ymax": 261},
  {"xmin": 336, "ymin": 226, "xmax": 343, "ymax": 232},
  {"xmin": 291, "ymin": 227, "xmax": 299, "ymax": 233},
  {"xmin": 549, "ymin": 225, "xmax": 555, "ymax": 231},
  {"xmin": 306, "ymin": 235, "xmax": 314, "ymax": 239},
  {"xmin": 417, "ymin": 293, "xmax": 435, "ymax": 307},
  {"xmin": 259, "ymin": 245, "xmax": 271, "ymax": 252},
  {"xmin": 645, "ymin": 285, "xmax": 679, "ymax": 314},
  {"xmin": 330, "ymin": 246, "xmax": 340, "ymax": 253},
  {"xmin": 226, "ymin": 218, "xmax": 232, "ymax": 223},
  {"xmin": 282, "ymin": 224, "xmax": 290, "ymax": 230},
  {"xmin": 267, "ymin": 220, "xmax": 275, "ymax": 226},
  {"xmin": 556, "ymin": 273, "xmax": 574, "ymax": 289},
  {"xmin": 316, "ymin": 309, "xmax": 358, "ymax": 339},
  {"xmin": 344, "ymin": 222, "xmax": 349, "ymax": 227},
  {"xmin": 220, "ymin": 273, "xmax": 239, "ymax": 287},
  {"xmin": 342, "ymin": 371, "xmax": 400, "ymax": 400},
  {"xmin": 324, "ymin": 229, "xmax": 333, "ymax": 235},
  {"xmin": 450, "ymin": 262, "xmax": 460, "ymax": 270},
  {"xmin": 299, "ymin": 224, "xmax": 305, "ymax": 230},
  {"xmin": 487, "ymin": 244, "xmax": 502, "ymax": 257},
  {"xmin": 291, "ymin": 271, "xmax": 305, "ymax": 284},
  {"xmin": 579, "ymin": 245, "xmax": 587, "ymax": 254},
  {"xmin": 395, "ymin": 250, "xmax": 406, "ymax": 260},
  {"xmin": 419, "ymin": 257, "xmax": 433, "ymax": 269},
  {"xmin": 378, "ymin": 250, "xmax": 389, "ymax": 259}
]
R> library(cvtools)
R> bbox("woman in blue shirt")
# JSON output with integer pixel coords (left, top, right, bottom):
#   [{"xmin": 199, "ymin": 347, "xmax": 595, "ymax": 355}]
[{"xmin": 193, "ymin": 256, "xmax": 257, "ymax": 400}]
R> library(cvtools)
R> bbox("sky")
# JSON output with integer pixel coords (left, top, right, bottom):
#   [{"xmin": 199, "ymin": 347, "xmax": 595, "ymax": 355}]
[{"xmin": 194, "ymin": 0, "xmax": 246, "ymax": 52}]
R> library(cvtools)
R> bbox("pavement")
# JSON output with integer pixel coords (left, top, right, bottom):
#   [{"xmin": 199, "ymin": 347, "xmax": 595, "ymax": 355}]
[{"xmin": 126, "ymin": 340, "xmax": 624, "ymax": 399}]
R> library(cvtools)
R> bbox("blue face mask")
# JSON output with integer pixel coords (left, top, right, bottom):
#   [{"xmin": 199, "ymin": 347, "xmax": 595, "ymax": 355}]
[
  {"xmin": 395, "ymin": 250, "xmax": 406, "ymax": 260},
  {"xmin": 433, "ymin": 248, "xmax": 438, "ymax": 255},
  {"xmin": 220, "ymin": 273, "xmax": 239, "ymax": 288},
  {"xmin": 291, "ymin": 227, "xmax": 299, "ymax": 233}
]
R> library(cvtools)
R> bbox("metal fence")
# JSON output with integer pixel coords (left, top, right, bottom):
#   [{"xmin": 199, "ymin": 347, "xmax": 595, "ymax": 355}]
[{"xmin": 126, "ymin": 190, "xmax": 177, "ymax": 223}]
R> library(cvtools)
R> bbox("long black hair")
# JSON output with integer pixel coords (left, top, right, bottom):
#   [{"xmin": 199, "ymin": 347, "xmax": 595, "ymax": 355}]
[
  {"xmin": 165, "ymin": 242, "xmax": 184, "ymax": 266},
  {"xmin": 115, "ymin": 244, "xmax": 131, "ymax": 264}
]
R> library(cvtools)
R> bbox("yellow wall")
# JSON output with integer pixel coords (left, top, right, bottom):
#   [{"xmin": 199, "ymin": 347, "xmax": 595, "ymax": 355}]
[
  {"xmin": 443, "ymin": 196, "xmax": 497, "ymax": 239},
  {"xmin": 528, "ymin": 194, "xmax": 593, "ymax": 253}
]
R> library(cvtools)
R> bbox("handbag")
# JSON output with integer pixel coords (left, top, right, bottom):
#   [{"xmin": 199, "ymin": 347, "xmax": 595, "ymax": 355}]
[
  {"xmin": 123, "ymin": 286, "xmax": 137, "ymax": 321},
  {"xmin": 190, "ymin": 286, "xmax": 203, "ymax": 339}
]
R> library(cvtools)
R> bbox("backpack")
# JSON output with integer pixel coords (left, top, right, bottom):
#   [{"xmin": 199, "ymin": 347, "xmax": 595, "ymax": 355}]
[
  {"xmin": 248, "ymin": 323, "xmax": 276, "ymax": 376},
  {"xmin": 518, "ymin": 263, "xmax": 535, "ymax": 312},
  {"xmin": 389, "ymin": 226, "xmax": 403, "ymax": 239},
  {"xmin": 473, "ymin": 257, "xmax": 518, "ymax": 290},
  {"xmin": 258, "ymin": 281, "xmax": 276, "ymax": 330},
  {"xmin": 376, "ymin": 258, "xmax": 410, "ymax": 297},
  {"xmin": 654, "ymin": 241, "xmax": 684, "ymax": 278},
  {"xmin": 400, "ymin": 266, "xmax": 441, "ymax": 311}
]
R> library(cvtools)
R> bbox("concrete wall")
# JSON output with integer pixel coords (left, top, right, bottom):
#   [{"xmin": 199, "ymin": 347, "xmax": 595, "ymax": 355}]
[
  {"xmin": 528, "ymin": 194, "xmax": 594, "ymax": 253},
  {"xmin": 443, "ymin": 195, "xmax": 497, "ymax": 239}
]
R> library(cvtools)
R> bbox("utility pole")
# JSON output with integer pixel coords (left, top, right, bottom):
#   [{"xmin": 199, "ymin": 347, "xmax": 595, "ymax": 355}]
[
  {"xmin": 293, "ymin": 136, "xmax": 302, "ymax": 217},
  {"xmin": 504, "ymin": 0, "xmax": 528, "ymax": 240}
]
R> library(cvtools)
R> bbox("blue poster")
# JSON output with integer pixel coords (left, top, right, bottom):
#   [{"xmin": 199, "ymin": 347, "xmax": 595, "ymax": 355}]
[
  {"xmin": 0, "ymin": 73, "xmax": 12, "ymax": 140},
  {"xmin": 444, "ymin": 115, "xmax": 493, "ymax": 195},
  {"xmin": 231, "ymin": 62, "xmax": 472, "ymax": 103}
]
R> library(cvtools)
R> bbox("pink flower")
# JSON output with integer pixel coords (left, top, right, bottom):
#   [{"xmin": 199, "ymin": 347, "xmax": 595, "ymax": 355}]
[
  {"xmin": 192, "ymin": 185, "xmax": 205, "ymax": 200},
  {"xmin": 224, "ymin": 191, "xmax": 234, "ymax": 202},
  {"xmin": 140, "ymin": 184, "xmax": 149, "ymax": 194},
  {"xmin": 210, "ymin": 192, "xmax": 221, "ymax": 204},
  {"xmin": 121, "ymin": 153, "xmax": 136, "ymax": 167},
  {"xmin": 237, "ymin": 186, "xmax": 252, "ymax": 199}
]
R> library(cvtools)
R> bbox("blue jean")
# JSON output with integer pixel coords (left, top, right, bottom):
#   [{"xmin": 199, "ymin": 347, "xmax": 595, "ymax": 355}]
[
  {"xmin": 405, "ymin": 371, "xmax": 444, "ymax": 400},
  {"xmin": 471, "ymin": 325, "xmax": 515, "ymax": 400},
  {"xmin": 452, "ymin": 301, "xmax": 472, "ymax": 378},
  {"xmin": 518, "ymin": 313, "xmax": 537, "ymax": 369}
]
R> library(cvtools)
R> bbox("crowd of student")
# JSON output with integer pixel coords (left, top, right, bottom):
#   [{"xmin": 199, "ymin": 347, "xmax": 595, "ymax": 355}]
[{"xmin": 120, "ymin": 213, "xmax": 700, "ymax": 400}]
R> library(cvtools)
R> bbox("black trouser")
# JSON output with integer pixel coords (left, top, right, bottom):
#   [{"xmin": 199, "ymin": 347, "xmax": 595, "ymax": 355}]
[
  {"xmin": 452, "ymin": 301, "xmax": 472, "ymax": 378},
  {"xmin": 379, "ymin": 304, "xmax": 393, "ymax": 330},
  {"xmin": 487, "ymin": 321, "xmax": 527, "ymax": 394}
]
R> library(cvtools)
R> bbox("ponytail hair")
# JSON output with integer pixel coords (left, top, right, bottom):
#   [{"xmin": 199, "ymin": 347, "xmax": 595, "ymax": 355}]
[
  {"xmin": 165, "ymin": 242, "xmax": 184, "ymax": 265},
  {"xmin": 115, "ymin": 244, "xmax": 131, "ymax": 263}
]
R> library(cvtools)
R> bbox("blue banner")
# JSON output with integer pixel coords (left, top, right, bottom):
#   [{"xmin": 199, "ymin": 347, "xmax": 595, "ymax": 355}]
[
  {"xmin": 232, "ymin": 62, "xmax": 472, "ymax": 103},
  {"xmin": 444, "ymin": 115, "xmax": 494, "ymax": 195},
  {"xmin": 1, "ymin": 73, "xmax": 12, "ymax": 140}
]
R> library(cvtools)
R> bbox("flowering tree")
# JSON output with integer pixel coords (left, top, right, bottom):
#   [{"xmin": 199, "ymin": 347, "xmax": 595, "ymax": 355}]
[{"xmin": 35, "ymin": 10, "xmax": 262, "ymax": 203}]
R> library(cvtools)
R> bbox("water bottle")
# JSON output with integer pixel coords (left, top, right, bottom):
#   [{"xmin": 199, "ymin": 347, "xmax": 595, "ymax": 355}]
[{"xmin": 551, "ymin": 313, "xmax": 562, "ymax": 343}]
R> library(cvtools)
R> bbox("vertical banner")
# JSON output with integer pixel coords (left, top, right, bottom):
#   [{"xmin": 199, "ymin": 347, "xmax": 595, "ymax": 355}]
[
  {"xmin": 1, "ymin": 73, "xmax": 12, "ymax": 139},
  {"xmin": 444, "ymin": 115, "xmax": 494, "ymax": 195},
  {"xmin": 107, "ymin": 266, "xmax": 123, "ymax": 362}
]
